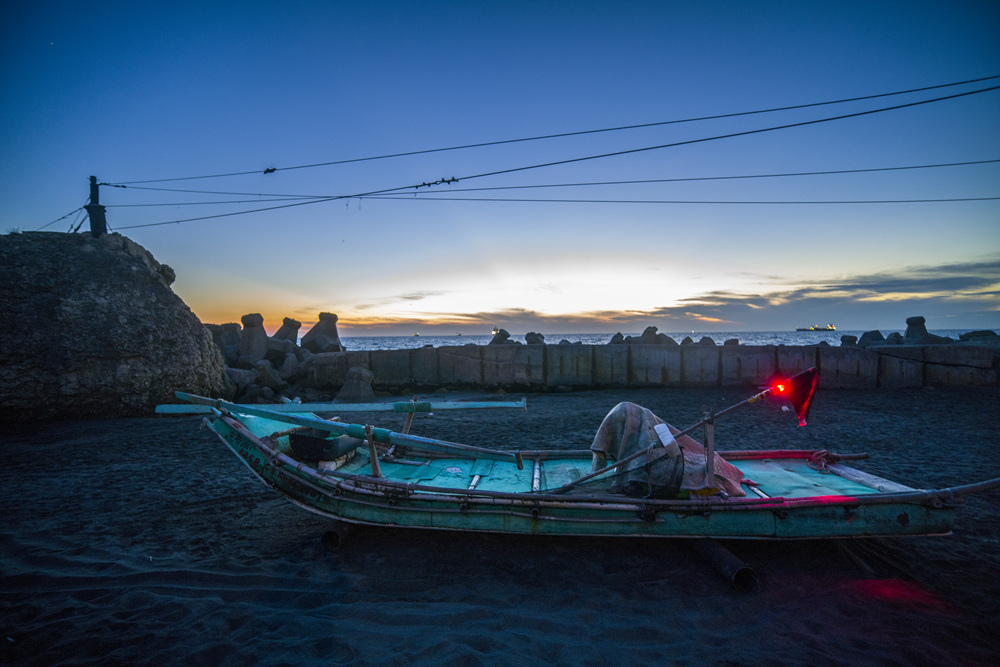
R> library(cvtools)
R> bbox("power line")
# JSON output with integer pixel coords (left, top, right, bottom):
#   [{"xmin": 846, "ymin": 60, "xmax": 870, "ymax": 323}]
[
  {"xmin": 105, "ymin": 158, "xmax": 1000, "ymax": 205},
  {"xmin": 68, "ymin": 208, "xmax": 87, "ymax": 233},
  {"xmin": 364, "ymin": 195, "xmax": 1000, "ymax": 205},
  {"xmin": 377, "ymin": 159, "xmax": 1000, "ymax": 194},
  {"xmin": 33, "ymin": 205, "xmax": 86, "ymax": 231},
  {"xmin": 113, "ymin": 197, "xmax": 338, "ymax": 230},
  {"xmin": 102, "ymin": 184, "xmax": 322, "ymax": 198},
  {"xmin": 110, "ymin": 86, "xmax": 1000, "ymax": 228},
  {"xmin": 109, "ymin": 74, "xmax": 1000, "ymax": 185},
  {"xmin": 107, "ymin": 197, "xmax": 313, "ymax": 207},
  {"xmin": 444, "ymin": 85, "xmax": 1000, "ymax": 185}
]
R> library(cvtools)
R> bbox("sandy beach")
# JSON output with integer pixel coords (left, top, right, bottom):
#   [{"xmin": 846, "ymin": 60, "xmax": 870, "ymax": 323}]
[{"xmin": 2, "ymin": 386, "xmax": 998, "ymax": 666}]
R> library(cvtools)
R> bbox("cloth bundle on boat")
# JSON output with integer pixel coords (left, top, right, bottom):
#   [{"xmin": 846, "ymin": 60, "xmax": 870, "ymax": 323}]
[{"xmin": 589, "ymin": 402, "xmax": 746, "ymax": 498}]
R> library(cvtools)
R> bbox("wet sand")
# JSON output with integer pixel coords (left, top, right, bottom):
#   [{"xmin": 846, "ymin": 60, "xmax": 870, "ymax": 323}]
[{"xmin": 2, "ymin": 387, "xmax": 999, "ymax": 665}]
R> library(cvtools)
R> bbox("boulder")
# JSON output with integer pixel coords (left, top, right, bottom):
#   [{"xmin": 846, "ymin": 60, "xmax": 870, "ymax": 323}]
[
  {"xmin": 489, "ymin": 329, "xmax": 513, "ymax": 345},
  {"xmin": 657, "ymin": 334, "xmax": 679, "ymax": 346},
  {"xmin": 218, "ymin": 323, "xmax": 242, "ymax": 366},
  {"xmin": 840, "ymin": 335, "xmax": 858, "ymax": 347},
  {"xmin": 724, "ymin": 339, "xmax": 740, "ymax": 346},
  {"xmin": 335, "ymin": 366, "xmax": 375, "ymax": 402},
  {"xmin": 253, "ymin": 360, "xmax": 288, "ymax": 392},
  {"xmin": 525, "ymin": 332, "xmax": 545, "ymax": 344},
  {"xmin": 885, "ymin": 332, "xmax": 904, "ymax": 345},
  {"xmin": 680, "ymin": 336, "xmax": 694, "ymax": 345},
  {"xmin": 639, "ymin": 326, "xmax": 659, "ymax": 344},
  {"xmin": 239, "ymin": 313, "xmax": 268, "ymax": 363},
  {"xmin": 857, "ymin": 330, "xmax": 885, "ymax": 348},
  {"xmin": 697, "ymin": 336, "xmax": 716, "ymax": 346},
  {"xmin": 904, "ymin": 315, "xmax": 953, "ymax": 344},
  {"xmin": 273, "ymin": 317, "xmax": 302, "ymax": 344},
  {"xmin": 299, "ymin": 352, "xmax": 346, "ymax": 390},
  {"xmin": 959, "ymin": 330, "xmax": 999, "ymax": 345},
  {"xmin": 277, "ymin": 353, "xmax": 300, "ymax": 382},
  {"xmin": 903, "ymin": 315, "xmax": 927, "ymax": 343},
  {"xmin": 301, "ymin": 312, "xmax": 346, "ymax": 353},
  {"xmin": 264, "ymin": 337, "xmax": 297, "ymax": 366},
  {"xmin": 226, "ymin": 367, "xmax": 257, "ymax": 392},
  {"xmin": 609, "ymin": 332, "xmax": 625, "ymax": 345},
  {"xmin": 0, "ymin": 231, "xmax": 232, "ymax": 420}
]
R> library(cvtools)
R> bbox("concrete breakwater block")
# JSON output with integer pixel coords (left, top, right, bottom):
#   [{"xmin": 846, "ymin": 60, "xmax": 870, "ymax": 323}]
[
  {"xmin": 816, "ymin": 346, "xmax": 879, "ymax": 389},
  {"xmin": 546, "ymin": 344, "xmax": 593, "ymax": 387},
  {"xmin": 293, "ymin": 342, "xmax": 997, "ymax": 394},
  {"xmin": 593, "ymin": 345, "xmax": 629, "ymax": 386},
  {"xmin": 720, "ymin": 346, "xmax": 777, "ymax": 386},
  {"xmin": 483, "ymin": 344, "xmax": 545, "ymax": 387}
]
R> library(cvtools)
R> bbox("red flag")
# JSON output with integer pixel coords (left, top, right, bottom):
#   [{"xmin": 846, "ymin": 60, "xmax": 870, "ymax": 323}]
[{"xmin": 785, "ymin": 367, "xmax": 819, "ymax": 427}]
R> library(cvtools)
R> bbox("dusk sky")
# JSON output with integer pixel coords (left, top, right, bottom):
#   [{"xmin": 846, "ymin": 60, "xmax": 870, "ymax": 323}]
[{"xmin": 3, "ymin": 1, "xmax": 998, "ymax": 336}]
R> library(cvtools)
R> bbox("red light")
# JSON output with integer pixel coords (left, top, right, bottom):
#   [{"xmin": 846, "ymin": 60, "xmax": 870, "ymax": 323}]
[{"xmin": 775, "ymin": 383, "xmax": 786, "ymax": 393}]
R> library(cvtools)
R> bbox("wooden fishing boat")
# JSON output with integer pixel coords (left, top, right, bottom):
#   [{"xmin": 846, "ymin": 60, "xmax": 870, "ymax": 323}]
[{"xmin": 169, "ymin": 369, "xmax": 999, "ymax": 550}]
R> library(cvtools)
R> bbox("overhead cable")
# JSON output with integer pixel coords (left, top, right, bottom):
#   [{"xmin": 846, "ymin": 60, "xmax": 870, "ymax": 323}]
[
  {"xmin": 107, "ymin": 197, "xmax": 314, "ymax": 207},
  {"xmin": 33, "ymin": 205, "xmax": 86, "ymax": 231},
  {"xmin": 378, "ymin": 159, "xmax": 1000, "ymax": 194},
  {"xmin": 442, "ymin": 86, "xmax": 1000, "ymax": 185},
  {"xmin": 110, "ymin": 86, "xmax": 1000, "ymax": 228},
  {"xmin": 113, "ymin": 197, "xmax": 337, "ymax": 230},
  {"xmin": 364, "ymin": 196, "xmax": 1000, "ymax": 204},
  {"xmin": 106, "ymin": 158, "xmax": 1000, "ymax": 203},
  {"xmin": 109, "ymin": 74, "xmax": 1000, "ymax": 185}
]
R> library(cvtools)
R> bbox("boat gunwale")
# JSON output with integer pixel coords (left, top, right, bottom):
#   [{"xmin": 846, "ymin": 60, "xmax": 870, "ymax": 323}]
[{"xmin": 214, "ymin": 412, "xmax": 985, "ymax": 513}]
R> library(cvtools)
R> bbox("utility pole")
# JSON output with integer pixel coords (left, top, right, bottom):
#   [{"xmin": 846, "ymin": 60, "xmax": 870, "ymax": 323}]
[{"xmin": 84, "ymin": 175, "xmax": 107, "ymax": 237}]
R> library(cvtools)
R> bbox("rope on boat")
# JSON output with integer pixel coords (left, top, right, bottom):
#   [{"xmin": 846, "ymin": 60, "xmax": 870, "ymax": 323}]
[{"xmin": 808, "ymin": 450, "xmax": 832, "ymax": 474}]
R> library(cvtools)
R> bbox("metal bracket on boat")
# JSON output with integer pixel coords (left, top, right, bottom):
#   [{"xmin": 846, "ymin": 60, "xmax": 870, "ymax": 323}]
[{"xmin": 638, "ymin": 506, "xmax": 658, "ymax": 523}]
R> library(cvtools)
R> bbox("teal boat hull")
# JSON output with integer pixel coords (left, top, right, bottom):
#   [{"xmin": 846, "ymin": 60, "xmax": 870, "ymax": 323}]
[{"xmin": 209, "ymin": 412, "xmax": 958, "ymax": 540}]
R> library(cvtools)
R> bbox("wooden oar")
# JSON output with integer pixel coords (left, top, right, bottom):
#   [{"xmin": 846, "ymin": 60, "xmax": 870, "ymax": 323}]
[{"xmin": 175, "ymin": 392, "xmax": 524, "ymax": 469}]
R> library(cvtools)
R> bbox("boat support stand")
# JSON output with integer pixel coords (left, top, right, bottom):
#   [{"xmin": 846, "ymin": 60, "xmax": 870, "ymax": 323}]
[
  {"xmin": 321, "ymin": 521, "xmax": 355, "ymax": 553},
  {"xmin": 687, "ymin": 539, "xmax": 761, "ymax": 593}
]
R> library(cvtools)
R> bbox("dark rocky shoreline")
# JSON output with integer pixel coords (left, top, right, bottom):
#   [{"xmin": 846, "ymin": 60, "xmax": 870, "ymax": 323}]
[{"xmin": 3, "ymin": 231, "xmax": 997, "ymax": 421}]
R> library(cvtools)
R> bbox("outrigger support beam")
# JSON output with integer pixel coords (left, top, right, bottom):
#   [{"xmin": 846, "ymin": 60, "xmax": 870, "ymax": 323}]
[{"xmin": 175, "ymin": 392, "xmax": 525, "ymax": 470}]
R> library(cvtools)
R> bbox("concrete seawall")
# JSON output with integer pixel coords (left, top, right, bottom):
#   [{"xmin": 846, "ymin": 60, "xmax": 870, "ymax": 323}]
[{"xmin": 310, "ymin": 344, "xmax": 999, "ymax": 392}]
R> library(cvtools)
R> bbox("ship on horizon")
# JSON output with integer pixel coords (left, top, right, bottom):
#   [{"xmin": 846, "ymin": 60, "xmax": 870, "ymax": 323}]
[{"xmin": 795, "ymin": 324, "xmax": 836, "ymax": 331}]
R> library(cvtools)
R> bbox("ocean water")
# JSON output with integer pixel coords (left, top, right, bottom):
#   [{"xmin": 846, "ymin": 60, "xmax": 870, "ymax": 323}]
[{"xmin": 340, "ymin": 329, "xmax": 989, "ymax": 351}]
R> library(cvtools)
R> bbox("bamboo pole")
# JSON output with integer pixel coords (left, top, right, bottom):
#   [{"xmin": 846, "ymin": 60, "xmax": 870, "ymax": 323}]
[
  {"xmin": 364, "ymin": 425, "xmax": 382, "ymax": 478},
  {"xmin": 176, "ymin": 392, "xmax": 524, "ymax": 467}
]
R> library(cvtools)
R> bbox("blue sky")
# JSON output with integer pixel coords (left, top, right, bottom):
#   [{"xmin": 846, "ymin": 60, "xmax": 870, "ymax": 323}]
[{"xmin": 3, "ymin": 1, "xmax": 998, "ymax": 335}]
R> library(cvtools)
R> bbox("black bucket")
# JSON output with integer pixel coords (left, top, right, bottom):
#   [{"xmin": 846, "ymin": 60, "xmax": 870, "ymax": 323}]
[{"xmin": 289, "ymin": 429, "xmax": 362, "ymax": 460}]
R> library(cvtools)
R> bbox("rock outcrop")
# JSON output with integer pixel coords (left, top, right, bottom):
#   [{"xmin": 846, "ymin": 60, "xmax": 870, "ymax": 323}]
[
  {"xmin": 489, "ymin": 329, "xmax": 519, "ymax": 345},
  {"xmin": 0, "ymin": 232, "xmax": 232, "ymax": 421},
  {"xmin": 273, "ymin": 317, "xmax": 301, "ymax": 344},
  {"xmin": 301, "ymin": 312, "xmax": 345, "ymax": 353}
]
